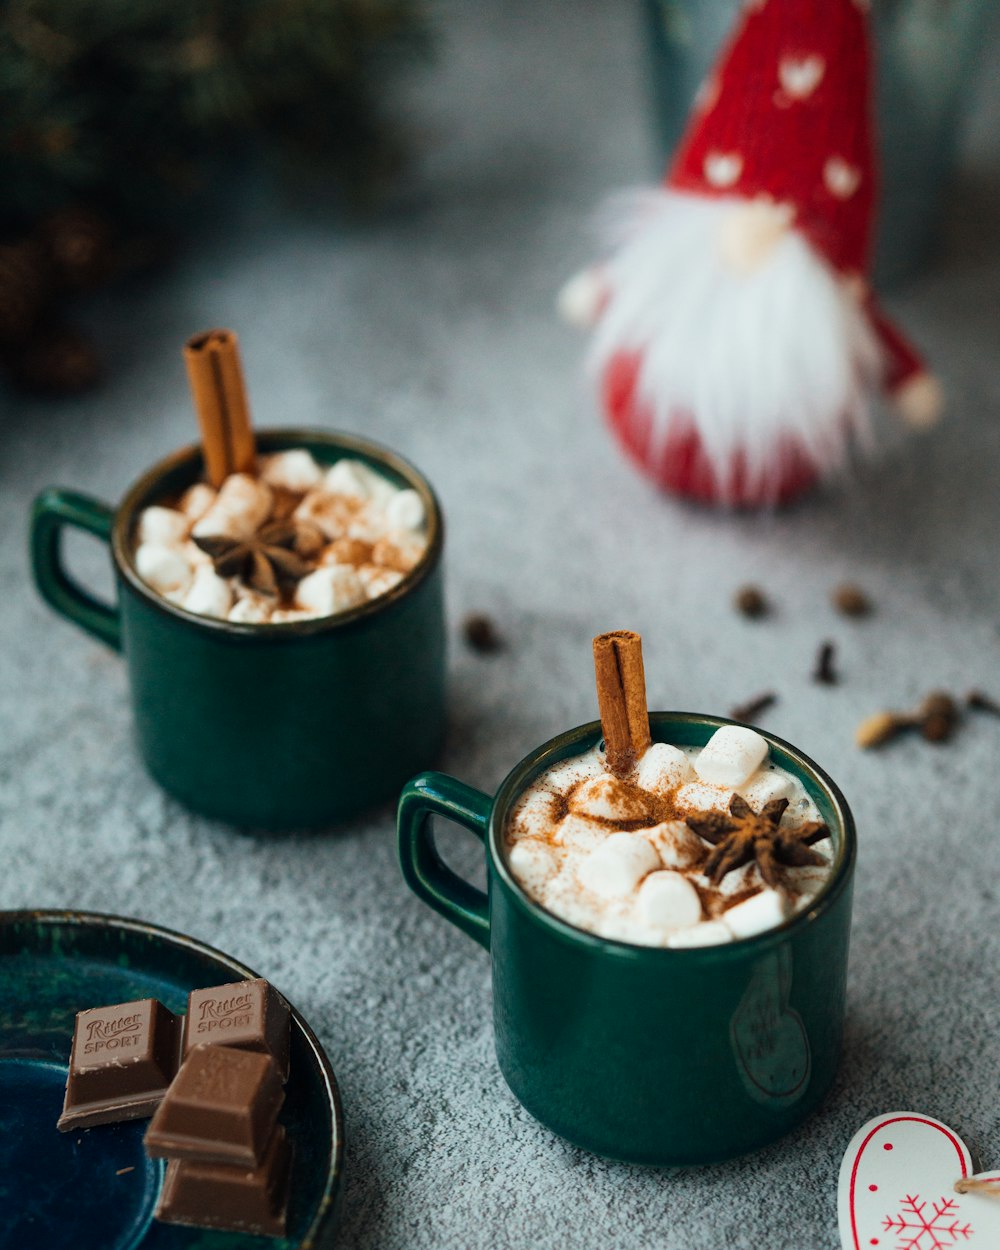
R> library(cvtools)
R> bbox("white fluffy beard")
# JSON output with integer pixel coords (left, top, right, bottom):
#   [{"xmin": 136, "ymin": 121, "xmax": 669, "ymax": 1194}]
[{"xmin": 589, "ymin": 189, "xmax": 881, "ymax": 505}]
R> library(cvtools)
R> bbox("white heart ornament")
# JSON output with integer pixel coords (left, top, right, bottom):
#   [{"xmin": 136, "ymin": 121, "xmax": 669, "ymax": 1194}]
[
  {"xmin": 704, "ymin": 152, "xmax": 743, "ymax": 188},
  {"xmin": 825, "ymin": 157, "xmax": 862, "ymax": 199},
  {"xmin": 779, "ymin": 54, "xmax": 825, "ymax": 100},
  {"xmin": 838, "ymin": 1112, "xmax": 1000, "ymax": 1249}
]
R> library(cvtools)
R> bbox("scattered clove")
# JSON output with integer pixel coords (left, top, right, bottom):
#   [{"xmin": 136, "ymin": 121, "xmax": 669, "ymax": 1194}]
[
  {"xmin": 734, "ymin": 585, "xmax": 769, "ymax": 619},
  {"xmin": 917, "ymin": 691, "xmax": 959, "ymax": 743},
  {"xmin": 967, "ymin": 689, "xmax": 1000, "ymax": 718},
  {"xmin": 813, "ymin": 641, "xmax": 838, "ymax": 685},
  {"xmin": 832, "ymin": 583, "xmax": 872, "ymax": 618},
  {"xmin": 462, "ymin": 612, "xmax": 503, "ymax": 654},
  {"xmin": 730, "ymin": 691, "xmax": 777, "ymax": 723}
]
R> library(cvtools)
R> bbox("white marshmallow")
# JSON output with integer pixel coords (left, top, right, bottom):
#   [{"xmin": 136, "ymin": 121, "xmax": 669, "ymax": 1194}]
[
  {"xmin": 668, "ymin": 921, "xmax": 733, "ymax": 949},
  {"xmin": 781, "ymin": 865, "xmax": 829, "ymax": 906},
  {"xmin": 675, "ymin": 780, "xmax": 732, "ymax": 814},
  {"xmin": 634, "ymin": 742, "xmax": 692, "ymax": 794},
  {"xmin": 182, "ymin": 540, "xmax": 213, "ymax": 569},
  {"xmin": 295, "ymin": 565, "xmax": 365, "ymax": 617},
  {"xmin": 345, "ymin": 507, "xmax": 392, "ymax": 544},
  {"xmin": 324, "ymin": 458, "xmax": 369, "ymax": 499},
  {"xmin": 577, "ymin": 832, "xmax": 659, "ymax": 900},
  {"xmin": 137, "ymin": 506, "xmax": 189, "ymax": 547},
  {"xmin": 569, "ymin": 775, "xmax": 650, "ymax": 823},
  {"xmin": 228, "ymin": 596, "xmax": 273, "ymax": 624},
  {"xmin": 543, "ymin": 870, "xmax": 603, "ymax": 932},
  {"xmin": 692, "ymin": 860, "xmax": 763, "ymax": 898},
  {"xmin": 554, "ymin": 815, "xmax": 609, "ymax": 853},
  {"xmin": 182, "ymin": 566, "xmax": 233, "ymax": 619},
  {"xmin": 539, "ymin": 748, "xmax": 606, "ymax": 793},
  {"xmin": 810, "ymin": 836, "xmax": 834, "ymax": 862},
  {"xmin": 636, "ymin": 871, "xmax": 703, "ymax": 931},
  {"xmin": 135, "ymin": 543, "xmax": 193, "ymax": 595},
  {"xmin": 192, "ymin": 473, "xmax": 272, "ymax": 541},
  {"xmin": 739, "ymin": 767, "xmax": 797, "ymax": 808},
  {"xmin": 509, "ymin": 789, "xmax": 560, "ymax": 841},
  {"xmin": 324, "ymin": 459, "xmax": 393, "ymax": 503},
  {"xmin": 370, "ymin": 534, "xmax": 426, "ymax": 573},
  {"xmin": 356, "ymin": 564, "xmax": 405, "ymax": 600},
  {"xmin": 217, "ymin": 471, "xmax": 272, "ymax": 519},
  {"xmin": 641, "ymin": 821, "xmax": 706, "ymax": 870},
  {"xmin": 724, "ymin": 888, "xmax": 791, "ymax": 939},
  {"xmin": 258, "ymin": 450, "xmax": 323, "ymax": 492},
  {"xmin": 386, "ymin": 488, "xmax": 426, "ymax": 532},
  {"xmin": 294, "ymin": 490, "xmax": 356, "ymax": 540},
  {"xmin": 694, "ymin": 726, "xmax": 769, "ymax": 789},
  {"xmin": 271, "ymin": 608, "xmax": 314, "ymax": 623},
  {"xmin": 508, "ymin": 839, "xmax": 560, "ymax": 893},
  {"xmin": 178, "ymin": 483, "xmax": 216, "ymax": 521}
]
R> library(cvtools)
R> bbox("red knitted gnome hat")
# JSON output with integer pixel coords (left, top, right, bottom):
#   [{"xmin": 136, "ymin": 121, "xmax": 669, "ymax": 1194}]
[
  {"xmin": 667, "ymin": 0, "xmax": 876, "ymax": 279},
  {"xmin": 558, "ymin": 0, "xmax": 942, "ymax": 508}
]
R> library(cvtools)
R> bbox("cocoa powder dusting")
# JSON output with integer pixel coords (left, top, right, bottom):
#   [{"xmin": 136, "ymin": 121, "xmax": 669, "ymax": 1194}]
[
  {"xmin": 325, "ymin": 537, "xmax": 374, "ymax": 568},
  {"xmin": 720, "ymin": 886, "xmax": 765, "ymax": 913}
]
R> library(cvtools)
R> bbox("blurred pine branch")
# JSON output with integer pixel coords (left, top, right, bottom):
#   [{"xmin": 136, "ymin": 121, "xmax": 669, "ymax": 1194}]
[{"xmin": 0, "ymin": 0, "xmax": 430, "ymax": 229}]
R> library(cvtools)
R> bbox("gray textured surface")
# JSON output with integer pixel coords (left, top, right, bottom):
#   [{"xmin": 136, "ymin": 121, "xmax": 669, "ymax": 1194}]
[{"xmin": 3, "ymin": 2, "xmax": 1000, "ymax": 1247}]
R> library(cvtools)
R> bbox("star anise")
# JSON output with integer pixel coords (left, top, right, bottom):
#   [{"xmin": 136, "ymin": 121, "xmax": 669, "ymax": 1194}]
[
  {"xmin": 193, "ymin": 521, "xmax": 316, "ymax": 597},
  {"xmin": 685, "ymin": 793, "xmax": 829, "ymax": 887}
]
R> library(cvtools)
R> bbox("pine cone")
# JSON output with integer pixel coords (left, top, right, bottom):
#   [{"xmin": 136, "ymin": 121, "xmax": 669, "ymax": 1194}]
[
  {"xmin": 37, "ymin": 208, "xmax": 114, "ymax": 292},
  {"xmin": 0, "ymin": 240, "xmax": 50, "ymax": 343},
  {"xmin": 7, "ymin": 325, "xmax": 102, "ymax": 395}
]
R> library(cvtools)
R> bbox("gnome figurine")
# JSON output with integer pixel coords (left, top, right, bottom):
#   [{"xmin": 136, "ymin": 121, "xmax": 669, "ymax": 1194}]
[{"xmin": 560, "ymin": 0, "xmax": 942, "ymax": 508}]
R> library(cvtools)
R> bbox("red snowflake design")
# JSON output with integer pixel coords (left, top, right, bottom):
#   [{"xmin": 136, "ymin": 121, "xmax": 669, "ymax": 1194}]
[{"xmin": 882, "ymin": 1194, "xmax": 974, "ymax": 1249}]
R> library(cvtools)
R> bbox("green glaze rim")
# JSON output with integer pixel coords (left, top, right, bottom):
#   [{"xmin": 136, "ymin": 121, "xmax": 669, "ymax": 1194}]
[
  {"xmin": 488, "ymin": 712, "xmax": 856, "ymax": 963},
  {"xmin": 0, "ymin": 907, "xmax": 344, "ymax": 1249},
  {"xmin": 110, "ymin": 428, "xmax": 444, "ymax": 639}
]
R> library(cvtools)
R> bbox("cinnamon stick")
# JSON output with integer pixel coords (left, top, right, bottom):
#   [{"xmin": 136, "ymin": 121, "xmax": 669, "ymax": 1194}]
[
  {"xmin": 954, "ymin": 1178, "xmax": 1000, "ymax": 1198},
  {"xmin": 592, "ymin": 630, "xmax": 651, "ymax": 777},
  {"xmin": 183, "ymin": 328, "xmax": 256, "ymax": 488}
]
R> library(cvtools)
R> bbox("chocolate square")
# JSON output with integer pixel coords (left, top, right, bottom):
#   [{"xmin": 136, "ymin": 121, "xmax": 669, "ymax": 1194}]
[
  {"xmin": 155, "ymin": 1125, "xmax": 292, "ymax": 1238},
  {"xmin": 184, "ymin": 978, "xmax": 290, "ymax": 1080},
  {"xmin": 145, "ymin": 1044, "xmax": 284, "ymax": 1168},
  {"xmin": 57, "ymin": 997, "xmax": 182, "ymax": 1131}
]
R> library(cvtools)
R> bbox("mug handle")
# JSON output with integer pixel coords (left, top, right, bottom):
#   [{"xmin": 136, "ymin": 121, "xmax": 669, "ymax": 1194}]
[
  {"xmin": 30, "ymin": 488, "xmax": 122, "ymax": 652},
  {"xmin": 397, "ymin": 772, "xmax": 493, "ymax": 950}
]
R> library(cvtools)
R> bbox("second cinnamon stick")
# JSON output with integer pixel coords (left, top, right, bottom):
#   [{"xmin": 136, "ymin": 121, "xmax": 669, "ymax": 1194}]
[{"xmin": 592, "ymin": 630, "xmax": 651, "ymax": 777}]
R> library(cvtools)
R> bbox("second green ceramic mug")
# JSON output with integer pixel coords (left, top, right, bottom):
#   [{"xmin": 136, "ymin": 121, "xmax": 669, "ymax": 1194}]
[
  {"xmin": 30, "ymin": 429, "xmax": 446, "ymax": 829},
  {"xmin": 398, "ymin": 714, "xmax": 856, "ymax": 1165}
]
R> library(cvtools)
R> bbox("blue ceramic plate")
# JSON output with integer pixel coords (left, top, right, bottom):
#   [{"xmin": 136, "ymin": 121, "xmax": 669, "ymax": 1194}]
[{"xmin": 0, "ymin": 910, "xmax": 343, "ymax": 1250}]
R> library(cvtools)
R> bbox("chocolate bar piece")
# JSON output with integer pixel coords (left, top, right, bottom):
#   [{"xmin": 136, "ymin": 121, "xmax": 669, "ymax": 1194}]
[
  {"xmin": 156, "ymin": 1125, "xmax": 292, "ymax": 1238},
  {"xmin": 145, "ymin": 1044, "xmax": 284, "ymax": 1168},
  {"xmin": 57, "ymin": 998, "xmax": 182, "ymax": 1131},
  {"xmin": 184, "ymin": 978, "xmax": 290, "ymax": 1080}
]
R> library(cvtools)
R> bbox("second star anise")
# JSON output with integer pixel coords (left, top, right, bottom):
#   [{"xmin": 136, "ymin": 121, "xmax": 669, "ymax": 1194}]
[
  {"xmin": 193, "ymin": 520, "xmax": 317, "ymax": 597},
  {"xmin": 685, "ymin": 793, "xmax": 830, "ymax": 887}
]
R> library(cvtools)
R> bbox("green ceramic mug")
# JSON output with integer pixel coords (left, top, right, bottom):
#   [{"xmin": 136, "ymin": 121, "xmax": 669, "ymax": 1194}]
[
  {"xmin": 31, "ymin": 429, "xmax": 446, "ymax": 829},
  {"xmin": 398, "ymin": 714, "xmax": 856, "ymax": 1165}
]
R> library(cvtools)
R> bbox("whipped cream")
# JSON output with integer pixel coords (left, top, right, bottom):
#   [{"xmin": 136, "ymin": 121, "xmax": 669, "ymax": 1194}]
[
  {"xmin": 505, "ymin": 727, "xmax": 832, "ymax": 948},
  {"xmin": 132, "ymin": 450, "xmax": 430, "ymax": 624}
]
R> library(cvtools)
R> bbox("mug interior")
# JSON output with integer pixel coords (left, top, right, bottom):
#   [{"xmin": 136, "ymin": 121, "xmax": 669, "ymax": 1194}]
[
  {"xmin": 489, "ymin": 712, "xmax": 856, "ymax": 959},
  {"xmin": 110, "ymin": 428, "xmax": 443, "ymax": 635}
]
